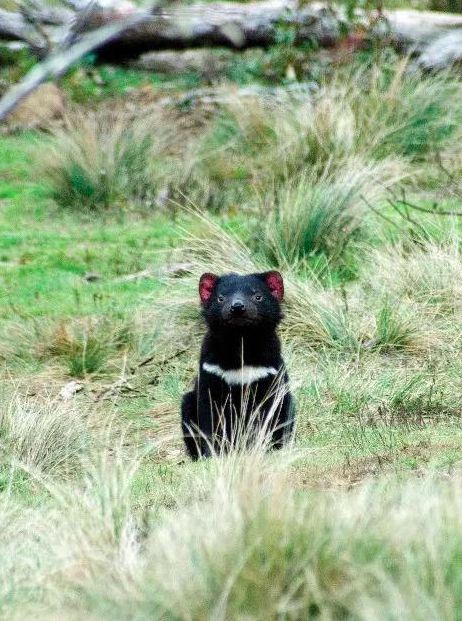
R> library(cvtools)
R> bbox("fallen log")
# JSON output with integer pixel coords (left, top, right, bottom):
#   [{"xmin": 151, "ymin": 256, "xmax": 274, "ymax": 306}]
[
  {"xmin": 0, "ymin": 1, "xmax": 344, "ymax": 57},
  {"xmin": 384, "ymin": 8, "xmax": 462, "ymax": 50},
  {"xmin": 93, "ymin": 1, "xmax": 343, "ymax": 60},
  {"xmin": 417, "ymin": 29, "xmax": 462, "ymax": 69},
  {"xmin": 2, "ymin": 2, "xmax": 462, "ymax": 70},
  {"xmin": 96, "ymin": 4, "xmax": 462, "ymax": 71}
]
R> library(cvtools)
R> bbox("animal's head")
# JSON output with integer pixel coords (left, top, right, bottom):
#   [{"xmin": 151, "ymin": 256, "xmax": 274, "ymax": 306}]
[{"xmin": 199, "ymin": 271, "xmax": 284, "ymax": 331}]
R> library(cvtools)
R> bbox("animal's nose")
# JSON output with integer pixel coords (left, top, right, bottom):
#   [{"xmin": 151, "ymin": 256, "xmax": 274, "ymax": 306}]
[{"xmin": 231, "ymin": 299, "xmax": 246, "ymax": 314}]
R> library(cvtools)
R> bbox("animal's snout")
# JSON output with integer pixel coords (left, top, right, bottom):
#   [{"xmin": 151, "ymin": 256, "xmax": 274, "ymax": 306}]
[{"xmin": 230, "ymin": 299, "xmax": 246, "ymax": 315}]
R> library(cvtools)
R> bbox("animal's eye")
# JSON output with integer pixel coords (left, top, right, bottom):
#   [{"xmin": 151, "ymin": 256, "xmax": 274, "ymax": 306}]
[
  {"xmin": 217, "ymin": 294, "xmax": 225, "ymax": 303},
  {"xmin": 254, "ymin": 293, "xmax": 263, "ymax": 302}
]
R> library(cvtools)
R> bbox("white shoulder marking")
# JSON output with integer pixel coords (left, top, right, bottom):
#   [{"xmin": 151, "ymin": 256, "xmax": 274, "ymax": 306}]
[{"xmin": 202, "ymin": 362, "xmax": 278, "ymax": 385}]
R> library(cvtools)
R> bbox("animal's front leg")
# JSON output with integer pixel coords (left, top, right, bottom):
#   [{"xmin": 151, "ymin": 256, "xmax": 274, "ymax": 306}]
[
  {"xmin": 197, "ymin": 386, "xmax": 219, "ymax": 458},
  {"xmin": 271, "ymin": 392, "xmax": 295, "ymax": 449},
  {"xmin": 181, "ymin": 390, "xmax": 203, "ymax": 460}
]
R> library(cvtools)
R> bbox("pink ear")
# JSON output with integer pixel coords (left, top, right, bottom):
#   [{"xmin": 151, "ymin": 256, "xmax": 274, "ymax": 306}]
[
  {"xmin": 199, "ymin": 273, "xmax": 219, "ymax": 304},
  {"xmin": 265, "ymin": 271, "xmax": 284, "ymax": 301}
]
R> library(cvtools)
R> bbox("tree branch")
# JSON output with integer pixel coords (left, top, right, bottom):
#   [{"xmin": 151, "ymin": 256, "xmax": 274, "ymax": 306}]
[
  {"xmin": 0, "ymin": 11, "xmax": 146, "ymax": 122},
  {"xmin": 389, "ymin": 187, "xmax": 462, "ymax": 218}
]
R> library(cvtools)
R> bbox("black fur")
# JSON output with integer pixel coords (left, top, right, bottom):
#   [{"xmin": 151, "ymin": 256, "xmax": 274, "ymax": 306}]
[{"xmin": 181, "ymin": 271, "xmax": 294, "ymax": 459}]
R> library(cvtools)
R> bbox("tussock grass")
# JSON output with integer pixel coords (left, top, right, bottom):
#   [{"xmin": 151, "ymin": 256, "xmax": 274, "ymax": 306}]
[
  {"xmin": 146, "ymin": 463, "xmax": 462, "ymax": 621},
  {"xmin": 36, "ymin": 63, "xmax": 461, "ymax": 220},
  {"xmin": 3, "ymin": 315, "xmax": 140, "ymax": 378},
  {"xmin": 42, "ymin": 317, "xmax": 135, "ymax": 377},
  {"xmin": 260, "ymin": 159, "xmax": 405, "ymax": 269},
  {"xmin": 367, "ymin": 242, "xmax": 462, "ymax": 317},
  {"xmin": 45, "ymin": 320, "xmax": 116, "ymax": 377},
  {"xmin": 359, "ymin": 242, "xmax": 462, "ymax": 354},
  {"xmin": 3, "ymin": 445, "xmax": 462, "ymax": 620},
  {"xmin": 187, "ymin": 62, "xmax": 459, "ymax": 212},
  {"xmin": 188, "ymin": 93, "xmax": 360, "ymax": 210},
  {"xmin": 324, "ymin": 61, "xmax": 462, "ymax": 160},
  {"xmin": 0, "ymin": 395, "xmax": 91, "ymax": 475},
  {"xmin": 372, "ymin": 298, "xmax": 424, "ymax": 353},
  {"xmin": 39, "ymin": 111, "xmax": 177, "ymax": 210}
]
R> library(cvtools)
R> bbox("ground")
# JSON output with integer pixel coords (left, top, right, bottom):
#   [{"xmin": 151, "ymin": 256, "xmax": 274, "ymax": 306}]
[{"xmin": 2, "ymin": 43, "xmax": 462, "ymax": 619}]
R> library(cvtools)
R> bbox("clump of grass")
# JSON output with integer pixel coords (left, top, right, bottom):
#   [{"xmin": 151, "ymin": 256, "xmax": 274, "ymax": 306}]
[
  {"xmin": 260, "ymin": 159, "xmax": 404, "ymax": 270},
  {"xmin": 325, "ymin": 60, "xmax": 462, "ymax": 160},
  {"xmin": 0, "ymin": 395, "xmax": 90, "ymax": 475},
  {"xmin": 3, "ymin": 416, "xmax": 462, "ymax": 620},
  {"xmin": 40, "ymin": 110, "xmax": 177, "ymax": 210},
  {"xmin": 359, "ymin": 242, "xmax": 462, "ymax": 355},
  {"xmin": 196, "ymin": 88, "xmax": 360, "ymax": 185},
  {"xmin": 189, "ymin": 91, "xmax": 363, "ymax": 210},
  {"xmin": 367, "ymin": 243, "xmax": 462, "ymax": 317},
  {"xmin": 39, "ymin": 317, "xmax": 134, "ymax": 377},
  {"xmin": 188, "ymin": 62, "xmax": 459, "ymax": 211},
  {"xmin": 371, "ymin": 298, "xmax": 422, "ymax": 353},
  {"xmin": 50, "ymin": 454, "xmax": 462, "ymax": 620},
  {"xmin": 50, "ymin": 324, "xmax": 108, "ymax": 376},
  {"xmin": 150, "ymin": 462, "xmax": 462, "ymax": 620}
]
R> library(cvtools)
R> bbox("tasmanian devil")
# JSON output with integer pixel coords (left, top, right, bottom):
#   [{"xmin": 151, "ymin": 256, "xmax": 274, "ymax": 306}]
[{"xmin": 181, "ymin": 271, "xmax": 294, "ymax": 459}]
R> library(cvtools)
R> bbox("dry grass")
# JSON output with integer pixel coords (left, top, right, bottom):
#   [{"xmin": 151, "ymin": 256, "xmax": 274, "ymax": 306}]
[
  {"xmin": 367, "ymin": 242, "xmax": 462, "ymax": 316},
  {"xmin": 186, "ymin": 62, "xmax": 460, "ymax": 212},
  {"xmin": 260, "ymin": 158, "xmax": 406, "ymax": 269},
  {"xmin": 39, "ymin": 110, "xmax": 179, "ymax": 210},
  {"xmin": 0, "ymin": 394, "xmax": 93, "ymax": 475},
  {"xmin": 323, "ymin": 61, "xmax": 462, "ymax": 160},
  {"xmin": 2, "ymin": 438, "xmax": 462, "ymax": 620}
]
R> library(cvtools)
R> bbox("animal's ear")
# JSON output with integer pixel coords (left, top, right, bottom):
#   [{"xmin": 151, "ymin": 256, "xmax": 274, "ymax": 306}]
[
  {"xmin": 260, "ymin": 271, "xmax": 284, "ymax": 301},
  {"xmin": 199, "ymin": 273, "xmax": 219, "ymax": 304}
]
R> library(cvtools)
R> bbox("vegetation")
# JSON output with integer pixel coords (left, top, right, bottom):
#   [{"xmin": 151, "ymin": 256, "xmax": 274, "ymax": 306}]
[{"xmin": 2, "ymin": 46, "xmax": 462, "ymax": 619}]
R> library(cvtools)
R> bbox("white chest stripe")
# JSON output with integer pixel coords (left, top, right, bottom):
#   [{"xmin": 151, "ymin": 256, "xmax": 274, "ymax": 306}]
[{"xmin": 202, "ymin": 362, "xmax": 278, "ymax": 385}]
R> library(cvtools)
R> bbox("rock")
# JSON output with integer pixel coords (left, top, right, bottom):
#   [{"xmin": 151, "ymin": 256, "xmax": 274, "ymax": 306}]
[
  {"xmin": 59, "ymin": 380, "xmax": 84, "ymax": 401},
  {"xmin": 5, "ymin": 83, "xmax": 65, "ymax": 130}
]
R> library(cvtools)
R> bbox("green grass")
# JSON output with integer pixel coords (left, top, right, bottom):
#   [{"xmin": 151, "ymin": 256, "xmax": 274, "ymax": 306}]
[{"xmin": 0, "ymin": 133, "xmax": 180, "ymax": 320}]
